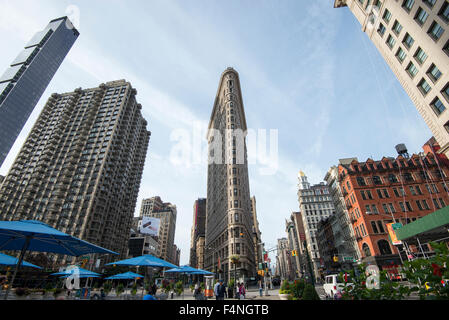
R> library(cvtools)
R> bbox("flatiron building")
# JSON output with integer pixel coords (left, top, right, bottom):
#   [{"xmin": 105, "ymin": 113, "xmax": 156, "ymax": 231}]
[{"xmin": 205, "ymin": 67, "xmax": 256, "ymax": 281}]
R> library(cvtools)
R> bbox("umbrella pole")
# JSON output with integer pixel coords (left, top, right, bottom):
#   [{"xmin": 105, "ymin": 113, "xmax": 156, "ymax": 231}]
[{"xmin": 4, "ymin": 236, "xmax": 31, "ymax": 300}]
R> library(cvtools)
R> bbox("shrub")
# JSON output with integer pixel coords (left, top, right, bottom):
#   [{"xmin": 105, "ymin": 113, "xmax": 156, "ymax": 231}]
[
  {"xmin": 15, "ymin": 288, "xmax": 30, "ymax": 296},
  {"xmin": 292, "ymin": 279, "xmax": 306, "ymax": 299},
  {"xmin": 279, "ymin": 280, "xmax": 292, "ymax": 294},
  {"xmin": 302, "ymin": 284, "xmax": 320, "ymax": 300},
  {"xmin": 175, "ymin": 281, "xmax": 184, "ymax": 296},
  {"xmin": 116, "ymin": 283, "xmax": 125, "ymax": 296},
  {"xmin": 53, "ymin": 288, "xmax": 63, "ymax": 297},
  {"xmin": 103, "ymin": 281, "xmax": 112, "ymax": 294}
]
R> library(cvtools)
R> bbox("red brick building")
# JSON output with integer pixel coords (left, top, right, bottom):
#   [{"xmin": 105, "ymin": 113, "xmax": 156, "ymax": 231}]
[{"xmin": 338, "ymin": 139, "xmax": 449, "ymax": 269}]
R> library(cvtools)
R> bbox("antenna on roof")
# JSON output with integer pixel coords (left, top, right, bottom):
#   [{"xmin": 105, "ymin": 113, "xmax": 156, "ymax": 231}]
[{"xmin": 395, "ymin": 144, "xmax": 409, "ymax": 159}]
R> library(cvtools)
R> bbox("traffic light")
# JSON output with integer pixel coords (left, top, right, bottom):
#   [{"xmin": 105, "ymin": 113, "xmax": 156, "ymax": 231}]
[
  {"xmin": 333, "ymin": 256, "xmax": 339, "ymax": 262},
  {"xmin": 291, "ymin": 250, "xmax": 297, "ymax": 257}
]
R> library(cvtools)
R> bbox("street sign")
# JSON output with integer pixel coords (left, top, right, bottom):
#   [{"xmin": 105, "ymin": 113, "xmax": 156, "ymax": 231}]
[
  {"xmin": 343, "ymin": 257, "xmax": 353, "ymax": 261},
  {"xmin": 386, "ymin": 222, "xmax": 403, "ymax": 245}
]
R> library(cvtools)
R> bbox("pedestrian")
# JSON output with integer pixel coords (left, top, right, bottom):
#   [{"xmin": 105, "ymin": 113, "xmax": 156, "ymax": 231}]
[
  {"xmin": 151, "ymin": 283, "xmax": 157, "ymax": 296},
  {"xmin": 143, "ymin": 289, "xmax": 157, "ymax": 300},
  {"xmin": 214, "ymin": 280, "xmax": 220, "ymax": 300},
  {"xmin": 239, "ymin": 283, "xmax": 246, "ymax": 300},
  {"xmin": 258, "ymin": 280, "xmax": 263, "ymax": 297},
  {"xmin": 217, "ymin": 280, "xmax": 227, "ymax": 300},
  {"xmin": 100, "ymin": 288, "xmax": 106, "ymax": 300},
  {"xmin": 235, "ymin": 282, "xmax": 240, "ymax": 299}
]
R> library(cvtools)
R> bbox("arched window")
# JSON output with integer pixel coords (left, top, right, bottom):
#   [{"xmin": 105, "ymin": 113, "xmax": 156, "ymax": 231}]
[
  {"xmin": 378, "ymin": 239, "xmax": 392, "ymax": 255},
  {"xmin": 362, "ymin": 243, "xmax": 372, "ymax": 257}
]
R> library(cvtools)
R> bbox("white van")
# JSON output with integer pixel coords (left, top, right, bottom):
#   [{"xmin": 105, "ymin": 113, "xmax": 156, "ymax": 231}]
[{"xmin": 323, "ymin": 274, "xmax": 353, "ymax": 299}]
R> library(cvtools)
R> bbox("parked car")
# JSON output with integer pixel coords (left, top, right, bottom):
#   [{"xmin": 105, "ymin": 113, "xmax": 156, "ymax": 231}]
[{"xmin": 323, "ymin": 274, "xmax": 353, "ymax": 299}]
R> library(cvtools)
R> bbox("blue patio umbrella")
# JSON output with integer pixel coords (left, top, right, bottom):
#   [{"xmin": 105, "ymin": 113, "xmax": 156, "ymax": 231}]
[
  {"xmin": 59, "ymin": 274, "xmax": 101, "ymax": 279},
  {"xmin": 105, "ymin": 271, "xmax": 144, "ymax": 280},
  {"xmin": 106, "ymin": 255, "xmax": 177, "ymax": 298},
  {"xmin": 165, "ymin": 265, "xmax": 199, "ymax": 274},
  {"xmin": 50, "ymin": 267, "xmax": 101, "ymax": 277},
  {"xmin": 106, "ymin": 255, "xmax": 177, "ymax": 268},
  {"xmin": 190, "ymin": 269, "xmax": 214, "ymax": 275},
  {"xmin": 0, "ymin": 252, "xmax": 42, "ymax": 269},
  {"xmin": 0, "ymin": 220, "xmax": 118, "ymax": 299}
]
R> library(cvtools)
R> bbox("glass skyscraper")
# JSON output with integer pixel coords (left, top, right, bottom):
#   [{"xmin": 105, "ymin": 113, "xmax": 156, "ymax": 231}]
[{"xmin": 0, "ymin": 16, "xmax": 79, "ymax": 167}]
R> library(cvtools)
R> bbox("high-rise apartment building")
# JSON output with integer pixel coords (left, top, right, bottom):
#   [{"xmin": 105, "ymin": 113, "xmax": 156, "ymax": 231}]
[
  {"xmin": 139, "ymin": 196, "xmax": 177, "ymax": 263},
  {"xmin": 334, "ymin": 0, "xmax": 449, "ymax": 158},
  {"xmin": 205, "ymin": 67, "xmax": 256, "ymax": 281},
  {"xmin": 337, "ymin": 139, "xmax": 449, "ymax": 270},
  {"xmin": 0, "ymin": 80, "xmax": 150, "ymax": 263},
  {"xmin": 297, "ymin": 171, "xmax": 335, "ymax": 281},
  {"xmin": 190, "ymin": 198, "xmax": 207, "ymax": 268},
  {"xmin": 0, "ymin": 17, "xmax": 79, "ymax": 167}
]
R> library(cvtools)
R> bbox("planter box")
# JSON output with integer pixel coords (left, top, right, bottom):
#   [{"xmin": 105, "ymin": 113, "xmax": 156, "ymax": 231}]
[{"xmin": 279, "ymin": 293, "xmax": 290, "ymax": 300}]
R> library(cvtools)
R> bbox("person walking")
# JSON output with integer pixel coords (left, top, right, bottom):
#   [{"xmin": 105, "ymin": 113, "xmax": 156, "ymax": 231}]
[
  {"xmin": 217, "ymin": 280, "xmax": 227, "ymax": 300},
  {"xmin": 258, "ymin": 280, "xmax": 263, "ymax": 297},
  {"xmin": 238, "ymin": 283, "xmax": 246, "ymax": 300},
  {"xmin": 235, "ymin": 282, "xmax": 240, "ymax": 299},
  {"xmin": 214, "ymin": 280, "xmax": 220, "ymax": 300}
]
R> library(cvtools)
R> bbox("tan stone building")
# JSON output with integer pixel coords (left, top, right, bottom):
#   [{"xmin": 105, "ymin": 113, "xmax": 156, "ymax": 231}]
[
  {"xmin": 250, "ymin": 196, "xmax": 264, "ymax": 270},
  {"xmin": 139, "ymin": 196, "xmax": 177, "ymax": 264},
  {"xmin": 297, "ymin": 171, "xmax": 335, "ymax": 281},
  {"xmin": 334, "ymin": 0, "xmax": 449, "ymax": 157},
  {"xmin": 204, "ymin": 67, "xmax": 256, "ymax": 282},
  {"xmin": 0, "ymin": 80, "xmax": 150, "ymax": 264}
]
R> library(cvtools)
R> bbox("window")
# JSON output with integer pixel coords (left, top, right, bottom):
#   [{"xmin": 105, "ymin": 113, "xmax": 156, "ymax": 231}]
[
  {"xmin": 389, "ymin": 203, "xmax": 396, "ymax": 213},
  {"xmin": 388, "ymin": 174, "xmax": 398, "ymax": 183},
  {"xmin": 427, "ymin": 64, "xmax": 442, "ymax": 83},
  {"xmin": 377, "ymin": 189, "xmax": 384, "ymax": 199},
  {"xmin": 396, "ymin": 47, "xmax": 407, "ymax": 63},
  {"xmin": 386, "ymin": 34, "xmax": 396, "ymax": 49},
  {"xmin": 362, "ymin": 243, "xmax": 372, "ymax": 257},
  {"xmin": 406, "ymin": 61, "xmax": 419, "ymax": 78},
  {"xmin": 402, "ymin": 0, "xmax": 415, "ymax": 12},
  {"xmin": 393, "ymin": 20, "xmax": 403, "ymax": 35},
  {"xmin": 423, "ymin": 0, "xmax": 436, "ymax": 8},
  {"xmin": 403, "ymin": 33, "xmax": 415, "ymax": 49},
  {"xmin": 442, "ymin": 83, "xmax": 449, "ymax": 103},
  {"xmin": 371, "ymin": 221, "xmax": 379, "ymax": 234},
  {"xmin": 383, "ymin": 9, "xmax": 392, "ymax": 23},
  {"xmin": 431, "ymin": 97, "xmax": 447, "ymax": 115},
  {"xmin": 418, "ymin": 78, "xmax": 432, "ymax": 96},
  {"xmin": 414, "ymin": 47, "xmax": 428, "ymax": 65},
  {"xmin": 378, "ymin": 240, "xmax": 393, "ymax": 255},
  {"xmin": 378, "ymin": 23, "xmax": 386, "ymax": 36},
  {"xmin": 415, "ymin": 7, "xmax": 429, "ymax": 26},
  {"xmin": 373, "ymin": 176, "xmax": 382, "ymax": 185},
  {"xmin": 357, "ymin": 177, "xmax": 366, "ymax": 186},
  {"xmin": 439, "ymin": 1, "xmax": 449, "ymax": 23},
  {"xmin": 361, "ymin": 191, "xmax": 367, "ymax": 200},
  {"xmin": 416, "ymin": 200, "xmax": 424, "ymax": 210},
  {"xmin": 428, "ymin": 21, "xmax": 445, "ymax": 40}
]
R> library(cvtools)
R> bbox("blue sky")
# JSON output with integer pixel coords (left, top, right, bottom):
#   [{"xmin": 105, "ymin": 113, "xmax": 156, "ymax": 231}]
[{"xmin": 0, "ymin": 0, "xmax": 431, "ymax": 265}]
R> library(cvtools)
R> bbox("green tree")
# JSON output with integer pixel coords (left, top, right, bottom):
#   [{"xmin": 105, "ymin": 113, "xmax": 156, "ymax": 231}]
[
  {"xmin": 302, "ymin": 284, "xmax": 320, "ymax": 300},
  {"xmin": 402, "ymin": 242, "xmax": 449, "ymax": 300}
]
